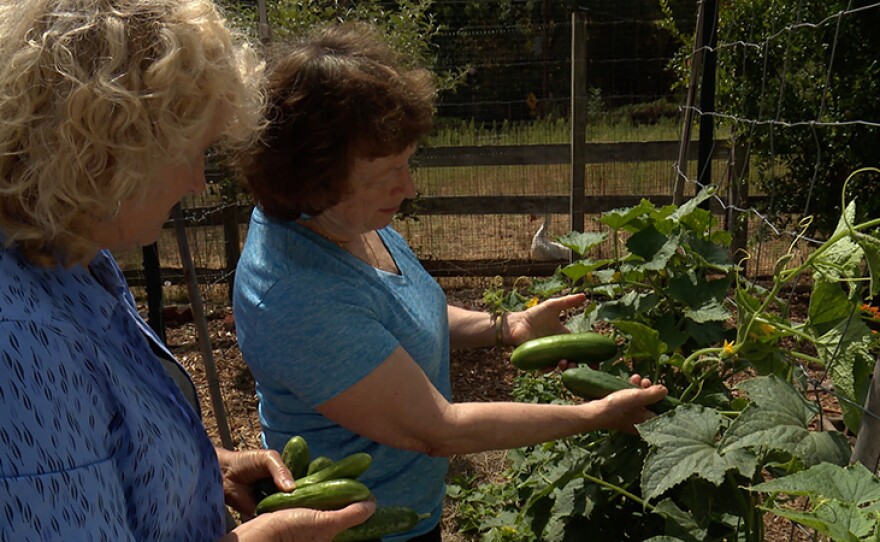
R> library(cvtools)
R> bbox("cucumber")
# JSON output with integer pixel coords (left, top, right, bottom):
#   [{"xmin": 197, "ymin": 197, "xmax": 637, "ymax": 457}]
[
  {"xmin": 561, "ymin": 366, "xmax": 680, "ymax": 413},
  {"xmin": 295, "ymin": 452, "xmax": 372, "ymax": 488},
  {"xmin": 281, "ymin": 435, "xmax": 311, "ymax": 479},
  {"xmin": 333, "ymin": 506, "xmax": 426, "ymax": 542},
  {"xmin": 255, "ymin": 478, "xmax": 372, "ymax": 514},
  {"xmin": 510, "ymin": 332, "xmax": 619, "ymax": 371},
  {"xmin": 307, "ymin": 456, "xmax": 334, "ymax": 476}
]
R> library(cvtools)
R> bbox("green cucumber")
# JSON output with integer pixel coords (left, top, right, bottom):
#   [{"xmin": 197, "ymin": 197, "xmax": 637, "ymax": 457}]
[
  {"xmin": 255, "ymin": 478, "xmax": 371, "ymax": 514},
  {"xmin": 281, "ymin": 435, "xmax": 311, "ymax": 479},
  {"xmin": 510, "ymin": 332, "xmax": 619, "ymax": 371},
  {"xmin": 307, "ymin": 456, "xmax": 334, "ymax": 476},
  {"xmin": 561, "ymin": 366, "xmax": 680, "ymax": 413},
  {"xmin": 295, "ymin": 452, "xmax": 372, "ymax": 488},
  {"xmin": 333, "ymin": 506, "xmax": 427, "ymax": 542}
]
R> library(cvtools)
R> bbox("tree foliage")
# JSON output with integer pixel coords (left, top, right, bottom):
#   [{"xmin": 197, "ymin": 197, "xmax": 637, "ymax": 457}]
[{"xmin": 667, "ymin": 0, "xmax": 880, "ymax": 235}]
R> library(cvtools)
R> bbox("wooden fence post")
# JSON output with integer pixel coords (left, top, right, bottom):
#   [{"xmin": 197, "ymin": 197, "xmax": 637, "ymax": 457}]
[{"xmin": 570, "ymin": 10, "xmax": 588, "ymax": 236}]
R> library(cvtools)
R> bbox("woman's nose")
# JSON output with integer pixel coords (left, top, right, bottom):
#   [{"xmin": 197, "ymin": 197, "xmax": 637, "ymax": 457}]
[{"xmin": 397, "ymin": 168, "xmax": 418, "ymax": 199}]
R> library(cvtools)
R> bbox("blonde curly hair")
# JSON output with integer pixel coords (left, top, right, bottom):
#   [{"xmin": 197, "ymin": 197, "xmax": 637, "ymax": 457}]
[{"xmin": 0, "ymin": 0, "xmax": 265, "ymax": 265}]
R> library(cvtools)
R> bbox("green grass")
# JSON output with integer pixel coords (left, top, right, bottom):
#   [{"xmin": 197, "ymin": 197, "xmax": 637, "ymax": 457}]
[{"xmin": 428, "ymin": 115, "xmax": 685, "ymax": 147}]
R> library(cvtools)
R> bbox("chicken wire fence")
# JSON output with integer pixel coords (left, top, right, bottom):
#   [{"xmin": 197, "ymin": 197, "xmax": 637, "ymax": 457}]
[{"xmin": 112, "ymin": 0, "xmax": 880, "ymax": 490}]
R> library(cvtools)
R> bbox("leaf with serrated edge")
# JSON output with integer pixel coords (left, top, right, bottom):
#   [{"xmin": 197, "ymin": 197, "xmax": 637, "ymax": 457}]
[
  {"xmin": 719, "ymin": 376, "xmax": 851, "ymax": 467},
  {"xmin": 651, "ymin": 499, "xmax": 707, "ymax": 542},
  {"xmin": 639, "ymin": 405, "xmax": 756, "ymax": 503},
  {"xmin": 557, "ymin": 231, "xmax": 607, "ymax": 257},
  {"xmin": 757, "ymin": 500, "xmax": 867, "ymax": 542},
  {"xmin": 612, "ymin": 319, "xmax": 667, "ymax": 361},
  {"xmin": 750, "ymin": 462, "xmax": 880, "ymax": 505}
]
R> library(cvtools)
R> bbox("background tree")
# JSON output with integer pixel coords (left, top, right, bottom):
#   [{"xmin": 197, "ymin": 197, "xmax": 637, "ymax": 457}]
[{"xmin": 665, "ymin": 0, "xmax": 880, "ymax": 235}]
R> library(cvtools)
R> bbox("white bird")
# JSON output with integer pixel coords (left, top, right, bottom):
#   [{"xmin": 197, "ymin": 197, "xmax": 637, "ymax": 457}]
[{"xmin": 529, "ymin": 212, "xmax": 572, "ymax": 261}]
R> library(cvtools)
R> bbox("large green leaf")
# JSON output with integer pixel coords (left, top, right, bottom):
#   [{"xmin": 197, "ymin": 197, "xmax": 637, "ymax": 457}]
[
  {"xmin": 530, "ymin": 275, "xmax": 568, "ymax": 297},
  {"xmin": 667, "ymin": 187, "xmax": 715, "ymax": 224},
  {"xmin": 599, "ymin": 199, "xmax": 656, "ymax": 231},
  {"xmin": 667, "ymin": 273, "xmax": 731, "ymax": 313},
  {"xmin": 683, "ymin": 298, "xmax": 733, "ymax": 324},
  {"xmin": 856, "ymin": 233, "xmax": 880, "ymax": 297},
  {"xmin": 686, "ymin": 236, "xmax": 734, "ymax": 272},
  {"xmin": 758, "ymin": 501, "xmax": 868, "ymax": 542},
  {"xmin": 613, "ymin": 320, "xmax": 668, "ymax": 361},
  {"xmin": 639, "ymin": 405, "xmax": 756, "ymax": 502},
  {"xmin": 557, "ymin": 231, "xmax": 607, "ymax": 257},
  {"xmin": 814, "ymin": 316, "xmax": 874, "ymax": 432},
  {"xmin": 750, "ymin": 462, "xmax": 880, "ymax": 504},
  {"xmin": 652, "ymin": 499, "xmax": 707, "ymax": 542},
  {"xmin": 808, "ymin": 280, "xmax": 857, "ymax": 337},
  {"xmin": 596, "ymin": 291, "xmax": 659, "ymax": 321},
  {"xmin": 813, "ymin": 201, "xmax": 864, "ymax": 283},
  {"xmin": 720, "ymin": 376, "xmax": 851, "ymax": 466},
  {"xmin": 560, "ymin": 258, "xmax": 608, "ymax": 282},
  {"xmin": 542, "ymin": 478, "xmax": 591, "ymax": 542},
  {"xmin": 626, "ymin": 226, "xmax": 679, "ymax": 271}
]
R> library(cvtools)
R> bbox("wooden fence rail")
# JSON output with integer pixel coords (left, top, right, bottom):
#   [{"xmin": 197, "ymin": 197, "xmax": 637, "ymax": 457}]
[{"xmin": 125, "ymin": 139, "xmax": 758, "ymax": 285}]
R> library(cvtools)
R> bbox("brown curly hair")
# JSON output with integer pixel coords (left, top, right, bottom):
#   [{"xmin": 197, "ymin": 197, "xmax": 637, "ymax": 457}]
[{"xmin": 235, "ymin": 22, "xmax": 436, "ymax": 221}]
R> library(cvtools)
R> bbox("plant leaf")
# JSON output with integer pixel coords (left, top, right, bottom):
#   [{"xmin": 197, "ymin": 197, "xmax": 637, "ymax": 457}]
[
  {"xmin": 639, "ymin": 405, "xmax": 756, "ymax": 502},
  {"xmin": 667, "ymin": 186, "xmax": 714, "ymax": 224},
  {"xmin": 650, "ymin": 499, "xmax": 708, "ymax": 542},
  {"xmin": 599, "ymin": 199, "xmax": 655, "ymax": 230},
  {"xmin": 856, "ymin": 233, "xmax": 880, "ymax": 297},
  {"xmin": 613, "ymin": 320, "xmax": 668, "ymax": 361},
  {"xmin": 757, "ymin": 500, "xmax": 868, "ymax": 542},
  {"xmin": 626, "ymin": 226, "xmax": 678, "ymax": 271},
  {"xmin": 750, "ymin": 462, "xmax": 880, "ymax": 505},
  {"xmin": 557, "ymin": 231, "xmax": 607, "ymax": 257},
  {"xmin": 719, "ymin": 376, "xmax": 851, "ymax": 467},
  {"xmin": 813, "ymin": 316, "xmax": 875, "ymax": 432}
]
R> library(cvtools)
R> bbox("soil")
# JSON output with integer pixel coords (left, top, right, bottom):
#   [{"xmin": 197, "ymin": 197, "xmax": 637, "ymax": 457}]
[{"xmin": 160, "ymin": 286, "xmax": 841, "ymax": 542}]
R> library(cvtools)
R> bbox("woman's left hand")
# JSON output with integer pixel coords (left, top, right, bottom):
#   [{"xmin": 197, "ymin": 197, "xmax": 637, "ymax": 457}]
[
  {"xmin": 216, "ymin": 447, "xmax": 296, "ymax": 517},
  {"xmin": 505, "ymin": 293, "xmax": 587, "ymax": 347}
]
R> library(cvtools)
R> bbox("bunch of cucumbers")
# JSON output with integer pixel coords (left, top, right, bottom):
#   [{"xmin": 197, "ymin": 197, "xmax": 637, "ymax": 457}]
[{"xmin": 252, "ymin": 435, "xmax": 428, "ymax": 541}]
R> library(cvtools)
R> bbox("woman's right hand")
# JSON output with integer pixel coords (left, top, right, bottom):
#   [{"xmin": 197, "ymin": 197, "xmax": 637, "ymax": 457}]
[
  {"xmin": 583, "ymin": 375, "xmax": 668, "ymax": 435},
  {"xmin": 221, "ymin": 500, "xmax": 376, "ymax": 542}
]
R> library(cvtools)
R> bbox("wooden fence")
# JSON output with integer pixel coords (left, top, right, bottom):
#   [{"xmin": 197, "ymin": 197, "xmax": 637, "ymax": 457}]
[{"xmin": 124, "ymin": 137, "xmax": 760, "ymax": 288}]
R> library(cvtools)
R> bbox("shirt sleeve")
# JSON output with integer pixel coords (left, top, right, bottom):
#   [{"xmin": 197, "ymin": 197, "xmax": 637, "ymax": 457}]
[
  {"xmin": 0, "ymin": 320, "xmax": 136, "ymax": 541},
  {"xmin": 246, "ymin": 277, "xmax": 399, "ymax": 408}
]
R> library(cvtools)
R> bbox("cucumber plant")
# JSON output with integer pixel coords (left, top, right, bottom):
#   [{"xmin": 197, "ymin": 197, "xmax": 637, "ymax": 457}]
[{"xmin": 455, "ymin": 173, "xmax": 880, "ymax": 541}]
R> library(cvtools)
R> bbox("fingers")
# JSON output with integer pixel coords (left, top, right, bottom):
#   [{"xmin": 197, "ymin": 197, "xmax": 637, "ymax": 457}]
[
  {"xmin": 628, "ymin": 373, "xmax": 654, "ymax": 388},
  {"xmin": 538, "ymin": 293, "xmax": 587, "ymax": 313},
  {"xmin": 264, "ymin": 451, "xmax": 296, "ymax": 492},
  {"xmin": 322, "ymin": 500, "xmax": 377, "ymax": 531}
]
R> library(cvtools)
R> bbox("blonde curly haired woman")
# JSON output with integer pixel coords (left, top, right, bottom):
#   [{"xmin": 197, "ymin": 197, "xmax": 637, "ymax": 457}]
[{"xmin": 0, "ymin": 1, "xmax": 374, "ymax": 541}]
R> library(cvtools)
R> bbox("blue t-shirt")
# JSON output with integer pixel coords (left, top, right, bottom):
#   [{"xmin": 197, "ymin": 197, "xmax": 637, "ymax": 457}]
[
  {"xmin": 0, "ymin": 242, "xmax": 226, "ymax": 542},
  {"xmin": 234, "ymin": 208, "xmax": 450, "ymax": 540}
]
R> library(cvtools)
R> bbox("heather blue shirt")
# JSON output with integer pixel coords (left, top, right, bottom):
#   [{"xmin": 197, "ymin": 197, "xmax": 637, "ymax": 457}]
[
  {"xmin": 0, "ymin": 241, "xmax": 226, "ymax": 541},
  {"xmin": 234, "ymin": 208, "xmax": 450, "ymax": 540}
]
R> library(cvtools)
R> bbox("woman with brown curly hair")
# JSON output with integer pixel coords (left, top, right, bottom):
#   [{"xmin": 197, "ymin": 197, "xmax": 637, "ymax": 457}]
[
  {"xmin": 233, "ymin": 22, "xmax": 666, "ymax": 541},
  {"xmin": 0, "ymin": 1, "xmax": 374, "ymax": 540}
]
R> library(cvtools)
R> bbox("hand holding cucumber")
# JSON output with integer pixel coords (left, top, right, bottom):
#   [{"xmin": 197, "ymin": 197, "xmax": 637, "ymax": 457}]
[
  {"xmin": 225, "ymin": 500, "xmax": 377, "ymax": 542},
  {"xmin": 571, "ymin": 373, "xmax": 669, "ymax": 434},
  {"xmin": 216, "ymin": 447, "xmax": 296, "ymax": 517},
  {"xmin": 501, "ymin": 293, "xmax": 588, "ymax": 347}
]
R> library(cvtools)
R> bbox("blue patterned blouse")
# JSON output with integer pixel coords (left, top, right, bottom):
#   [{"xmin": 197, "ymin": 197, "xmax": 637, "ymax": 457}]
[{"xmin": 0, "ymin": 242, "xmax": 226, "ymax": 541}]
